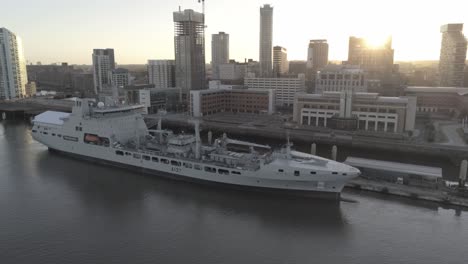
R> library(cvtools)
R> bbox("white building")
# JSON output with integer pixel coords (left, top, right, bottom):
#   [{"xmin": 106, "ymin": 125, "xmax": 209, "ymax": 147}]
[
  {"xmin": 259, "ymin": 4, "xmax": 273, "ymax": 77},
  {"xmin": 211, "ymin": 32, "xmax": 229, "ymax": 80},
  {"xmin": 92, "ymin": 49, "xmax": 115, "ymax": 94},
  {"xmin": 147, "ymin": 60, "xmax": 175, "ymax": 88},
  {"xmin": 0, "ymin": 28, "xmax": 28, "ymax": 99},
  {"xmin": 316, "ymin": 65, "xmax": 367, "ymax": 94},
  {"xmin": 293, "ymin": 92, "xmax": 416, "ymax": 133},
  {"xmin": 273, "ymin": 46, "xmax": 288, "ymax": 75},
  {"xmin": 244, "ymin": 74, "xmax": 305, "ymax": 106},
  {"xmin": 208, "ymin": 80, "xmax": 243, "ymax": 90}
]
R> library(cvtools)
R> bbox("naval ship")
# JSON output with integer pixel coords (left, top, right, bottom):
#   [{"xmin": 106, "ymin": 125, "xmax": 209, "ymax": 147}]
[{"xmin": 31, "ymin": 98, "xmax": 360, "ymax": 199}]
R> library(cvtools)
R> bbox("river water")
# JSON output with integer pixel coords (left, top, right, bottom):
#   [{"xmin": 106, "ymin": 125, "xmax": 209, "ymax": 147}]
[{"xmin": 0, "ymin": 121, "xmax": 467, "ymax": 264}]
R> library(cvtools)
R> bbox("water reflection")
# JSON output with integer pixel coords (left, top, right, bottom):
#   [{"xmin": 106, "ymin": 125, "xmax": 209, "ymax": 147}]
[{"xmin": 36, "ymin": 149, "xmax": 348, "ymax": 233}]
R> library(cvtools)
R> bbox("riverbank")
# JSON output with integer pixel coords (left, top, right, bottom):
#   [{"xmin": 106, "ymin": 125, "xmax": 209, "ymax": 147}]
[{"xmin": 346, "ymin": 178, "xmax": 468, "ymax": 208}]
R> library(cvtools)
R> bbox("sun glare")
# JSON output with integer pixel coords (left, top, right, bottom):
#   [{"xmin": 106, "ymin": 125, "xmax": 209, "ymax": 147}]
[{"xmin": 364, "ymin": 36, "xmax": 390, "ymax": 48}]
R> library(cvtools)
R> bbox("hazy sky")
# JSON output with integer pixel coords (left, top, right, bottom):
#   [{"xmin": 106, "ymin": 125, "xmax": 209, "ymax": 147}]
[{"xmin": 3, "ymin": 0, "xmax": 467, "ymax": 65}]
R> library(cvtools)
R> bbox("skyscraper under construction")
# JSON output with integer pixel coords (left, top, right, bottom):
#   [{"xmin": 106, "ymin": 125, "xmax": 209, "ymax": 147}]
[{"xmin": 173, "ymin": 8, "xmax": 206, "ymax": 97}]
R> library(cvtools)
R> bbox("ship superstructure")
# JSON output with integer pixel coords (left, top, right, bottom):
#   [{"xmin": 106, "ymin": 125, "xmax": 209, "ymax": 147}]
[{"xmin": 31, "ymin": 98, "xmax": 360, "ymax": 199}]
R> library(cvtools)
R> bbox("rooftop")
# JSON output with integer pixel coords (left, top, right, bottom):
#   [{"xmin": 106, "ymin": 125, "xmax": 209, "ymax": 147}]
[
  {"xmin": 33, "ymin": 111, "xmax": 70, "ymax": 125},
  {"xmin": 405, "ymin": 86, "xmax": 468, "ymax": 96}
]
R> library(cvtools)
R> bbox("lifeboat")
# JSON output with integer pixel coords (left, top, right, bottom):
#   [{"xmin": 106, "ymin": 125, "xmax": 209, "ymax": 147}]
[{"xmin": 84, "ymin": 134, "xmax": 100, "ymax": 143}]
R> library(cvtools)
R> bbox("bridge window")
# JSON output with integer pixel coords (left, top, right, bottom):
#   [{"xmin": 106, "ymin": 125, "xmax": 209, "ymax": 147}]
[
  {"xmin": 342, "ymin": 173, "xmax": 347, "ymax": 176},
  {"xmin": 161, "ymin": 158, "xmax": 169, "ymax": 164},
  {"xmin": 115, "ymin": 150, "xmax": 124, "ymax": 156},
  {"xmin": 194, "ymin": 164, "xmax": 202, "ymax": 170},
  {"xmin": 310, "ymin": 171, "xmax": 316, "ymax": 174},
  {"xmin": 63, "ymin": 135, "xmax": 78, "ymax": 142},
  {"xmin": 204, "ymin": 166, "xmax": 216, "ymax": 173},
  {"xmin": 133, "ymin": 154, "xmax": 141, "ymax": 159},
  {"xmin": 294, "ymin": 171, "xmax": 300, "ymax": 176},
  {"xmin": 218, "ymin": 169, "xmax": 229, "ymax": 175},
  {"xmin": 152, "ymin": 157, "xmax": 159, "ymax": 162},
  {"xmin": 143, "ymin": 155, "xmax": 150, "ymax": 161},
  {"xmin": 32, "ymin": 130, "xmax": 37, "ymax": 133},
  {"xmin": 278, "ymin": 169, "xmax": 284, "ymax": 172},
  {"xmin": 171, "ymin": 160, "xmax": 181, "ymax": 166},
  {"xmin": 332, "ymin": 172, "xmax": 338, "ymax": 175},
  {"xmin": 231, "ymin": 171, "xmax": 241, "ymax": 175},
  {"xmin": 183, "ymin": 162, "xmax": 192, "ymax": 168},
  {"xmin": 125, "ymin": 152, "xmax": 131, "ymax": 156}
]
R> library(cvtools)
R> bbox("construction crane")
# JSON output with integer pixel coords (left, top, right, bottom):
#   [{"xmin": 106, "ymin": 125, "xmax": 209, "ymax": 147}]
[
  {"xmin": 198, "ymin": 0, "xmax": 205, "ymax": 16},
  {"xmin": 197, "ymin": 0, "xmax": 207, "ymax": 27}
]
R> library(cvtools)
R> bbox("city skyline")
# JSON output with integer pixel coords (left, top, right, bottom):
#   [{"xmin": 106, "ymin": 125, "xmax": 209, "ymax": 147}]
[{"xmin": 2, "ymin": 0, "xmax": 468, "ymax": 64}]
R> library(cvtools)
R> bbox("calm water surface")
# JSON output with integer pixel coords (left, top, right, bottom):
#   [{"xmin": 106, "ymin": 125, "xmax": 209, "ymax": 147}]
[{"xmin": 0, "ymin": 121, "xmax": 467, "ymax": 264}]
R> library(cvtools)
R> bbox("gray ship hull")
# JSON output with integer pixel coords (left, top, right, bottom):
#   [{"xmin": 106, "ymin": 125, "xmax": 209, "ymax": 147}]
[{"xmin": 49, "ymin": 148, "xmax": 341, "ymax": 200}]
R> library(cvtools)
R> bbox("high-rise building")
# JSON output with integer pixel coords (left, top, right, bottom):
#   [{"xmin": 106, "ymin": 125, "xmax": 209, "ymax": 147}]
[
  {"xmin": 306, "ymin": 40, "xmax": 329, "ymax": 78},
  {"xmin": 0, "ymin": 28, "xmax": 28, "ymax": 99},
  {"xmin": 211, "ymin": 32, "xmax": 229, "ymax": 80},
  {"xmin": 173, "ymin": 9, "xmax": 206, "ymax": 96},
  {"xmin": 439, "ymin": 23, "xmax": 467, "ymax": 87},
  {"xmin": 259, "ymin": 4, "xmax": 273, "ymax": 77},
  {"xmin": 148, "ymin": 60, "xmax": 175, "ymax": 88},
  {"xmin": 346, "ymin": 36, "xmax": 401, "ymax": 96},
  {"xmin": 347, "ymin": 36, "xmax": 394, "ymax": 76},
  {"xmin": 92, "ymin": 49, "xmax": 115, "ymax": 94},
  {"xmin": 273, "ymin": 46, "xmax": 288, "ymax": 76}
]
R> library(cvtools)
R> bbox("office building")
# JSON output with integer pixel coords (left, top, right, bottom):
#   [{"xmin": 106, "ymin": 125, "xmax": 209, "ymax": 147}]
[
  {"xmin": 439, "ymin": 24, "xmax": 467, "ymax": 87},
  {"xmin": 147, "ymin": 60, "xmax": 175, "ymax": 88},
  {"xmin": 293, "ymin": 92, "xmax": 416, "ymax": 133},
  {"xmin": 71, "ymin": 73, "xmax": 95, "ymax": 96},
  {"xmin": 27, "ymin": 63, "xmax": 78, "ymax": 92},
  {"xmin": 289, "ymin": 61, "xmax": 307, "ymax": 75},
  {"xmin": 25, "ymin": 82, "xmax": 37, "ymax": 97},
  {"xmin": 259, "ymin": 4, "xmax": 273, "ymax": 77},
  {"xmin": 306, "ymin": 40, "xmax": 329, "ymax": 78},
  {"xmin": 405, "ymin": 86, "xmax": 468, "ymax": 115},
  {"xmin": 218, "ymin": 61, "xmax": 246, "ymax": 81},
  {"xmin": 190, "ymin": 88, "xmax": 275, "ymax": 117},
  {"xmin": 245, "ymin": 59, "xmax": 260, "ymax": 77},
  {"xmin": 173, "ymin": 9, "xmax": 206, "ymax": 96},
  {"xmin": 0, "ymin": 28, "xmax": 28, "ymax": 99},
  {"xmin": 244, "ymin": 74, "xmax": 306, "ymax": 106},
  {"xmin": 108, "ymin": 68, "xmax": 130, "ymax": 88},
  {"xmin": 211, "ymin": 32, "xmax": 229, "ymax": 79},
  {"xmin": 273, "ymin": 46, "xmax": 288, "ymax": 76},
  {"xmin": 315, "ymin": 65, "xmax": 367, "ymax": 94},
  {"xmin": 92, "ymin": 49, "xmax": 115, "ymax": 94},
  {"xmin": 347, "ymin": 36, "xmax": 394, "ymax": 76}
]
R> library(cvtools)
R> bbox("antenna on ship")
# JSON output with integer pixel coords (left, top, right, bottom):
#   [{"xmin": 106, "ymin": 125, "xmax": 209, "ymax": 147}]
[
  {"xmin": 286, "ymin": 130, "xmax": 292, "ymax": 159},
  {"xmin": 189, "ymin": 119, "xmax": 202, "ymax": 159}
]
